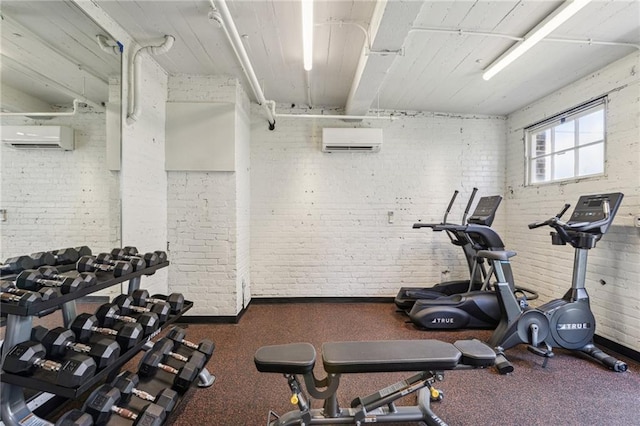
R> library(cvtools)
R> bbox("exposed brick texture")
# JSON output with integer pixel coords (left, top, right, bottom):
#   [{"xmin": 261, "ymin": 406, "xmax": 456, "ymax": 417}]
[
  {"xmin": 250, "ymin": 110, "xmax": 507, "ymax": 297},
  {"xmin": 504, "ymin": 52, "xmax": 640, "ymax": 351}
]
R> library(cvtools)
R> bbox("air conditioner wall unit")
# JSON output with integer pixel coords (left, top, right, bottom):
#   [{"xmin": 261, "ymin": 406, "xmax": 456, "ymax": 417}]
[
  {"xmin": 322, "ymin": 128, "xmax": 382, "ymax": 152},
  {"xmin": 1, "ymin": 125, "xmax": 74, "ymax": 150}
]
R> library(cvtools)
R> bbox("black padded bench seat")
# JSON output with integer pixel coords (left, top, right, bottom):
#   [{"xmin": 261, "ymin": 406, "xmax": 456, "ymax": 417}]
[
  {"xmin": 322, "ymin": 340, "xmax": 461, "ymax": 374},
  {"xmin": 254, "ymin": 340, "xmax": 494, "ymax": 375},
  {"xmin": 255, "ymin": 342, "xmax": 316, "ymax": 374}
]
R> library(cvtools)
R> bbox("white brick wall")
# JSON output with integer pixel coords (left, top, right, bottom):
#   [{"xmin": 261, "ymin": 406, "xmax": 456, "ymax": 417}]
[
  {"xmin": 250, "ymin": 109, "xmax": 507, "ymax": 297},
  {"xmin": 235, "ymin": 84, "xmax": 252, "ymax": 311},
  {"xmin": 0, "ymin": 110, "xmax": 120, "ymax": 262},
  {"xmin": 166, "ymin": 75, "xmax": 250, "ymax": 316},
  {"xmin": 504, "ymin": 51, "xmax": 640, "ymax": 351},
  {"xmin": 121, "ymin": 52, "xmax": 169, "ymax": 295}
]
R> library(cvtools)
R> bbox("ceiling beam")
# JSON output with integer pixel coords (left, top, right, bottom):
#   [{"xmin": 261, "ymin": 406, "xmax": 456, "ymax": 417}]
[{"xmin": 345, "ymin": 0, "xmax": 424, "ymax": 116}]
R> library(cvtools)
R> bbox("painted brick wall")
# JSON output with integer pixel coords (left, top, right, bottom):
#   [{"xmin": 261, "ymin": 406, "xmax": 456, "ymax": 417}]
[
  {"xmin": 250, "ymin": 110, "xmax": 507, "ymax": 297},
  {"xmin": 504, "ymin": 52, "xmax": 640, "ymax": 351},
  {"xmin": 235, "ymin": 83, "xmax": 252, "ymax": 311},
  {"xmin": 121, "ymin": 53, "xmax": 169, "ymax": 295},
  {"xmin": 0, "ymin": 111, "xmax": 120, "ymax": 264},
  {"xmin": 166, "ymin": 75, "xmax": 250, "ymax": 316}
]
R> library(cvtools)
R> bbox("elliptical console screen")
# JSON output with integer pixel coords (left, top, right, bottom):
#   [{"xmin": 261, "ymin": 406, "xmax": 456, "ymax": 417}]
[{"xmin": 467, "ymin": 195, "xmax": 502, "ymax": 226}]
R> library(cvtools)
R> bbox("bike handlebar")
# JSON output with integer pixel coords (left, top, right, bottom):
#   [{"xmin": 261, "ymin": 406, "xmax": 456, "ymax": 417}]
[{"xmin": 528, "ymin": 203, "xmax": 571, "ymax": 229}]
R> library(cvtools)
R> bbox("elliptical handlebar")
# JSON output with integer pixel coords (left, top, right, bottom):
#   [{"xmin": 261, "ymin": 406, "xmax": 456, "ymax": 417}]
[
  {"xmin": 461, "ymin": 187, "xmax": 478, "ymax": 225},
  {"xmin": 442, "ymin": 190, "xmax": 460, "ymax": 225}
]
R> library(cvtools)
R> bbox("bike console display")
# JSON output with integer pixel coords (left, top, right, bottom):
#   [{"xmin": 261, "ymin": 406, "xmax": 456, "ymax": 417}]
[
  {"xmin": 567, "ymin": 192, "xmax": 623, "ymax": 235},
  {"xmin": 467, "ymin": 196, "xmax": 503, "ymax": 226}
]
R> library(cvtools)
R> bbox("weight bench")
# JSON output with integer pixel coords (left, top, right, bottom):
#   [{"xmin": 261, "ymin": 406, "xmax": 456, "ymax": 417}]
[{"xmin": 255, "ymin": 339, "xmax": 494, "ymax": 426}]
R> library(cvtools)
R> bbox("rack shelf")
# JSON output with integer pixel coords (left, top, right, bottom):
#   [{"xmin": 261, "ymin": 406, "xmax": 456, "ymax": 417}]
[
  {"xmin": 1, "ymin": 262, "xmax": 170, "ymax": 317},
  {"xmin": 1, "ymin": 301, "xmax": 192, "ymax": 398}
]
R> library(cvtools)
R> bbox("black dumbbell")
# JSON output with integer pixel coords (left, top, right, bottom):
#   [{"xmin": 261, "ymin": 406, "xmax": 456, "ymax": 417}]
[
  {"xmin": 74, "ymin": 246, "xmax": 92, "ymax": 257},
  {"xmin": 152, "ymin": 337, "xmax": 207, "ymax": 370},
  {"xmin": 31, "ymin": 247, "xmax": 80, "ymax": 266},
  {"xmin": 111, "ymin": 248, "xmax": 160, "ymax": 268},
  {"xmin": 138, "ymin": 349, "xmax": 200, "ymax": 394},
  {"xmin": 83, "ymin": 384, "xmax": 166, "ymax": 425},
  {"xmin": 3, "ymin": 341, "xmax": 96, "ymax": 388},
  {"xmin": 31, "ymin": 325, "xmax": 50, "ymax": 342},
  {"xmin": 71, "ymin": 313, "xmax": 143, "ymax": 350},
  {"xmin": 124, "ymin": 247, "xmax": 168, "ymax": 263},
  {"xmin": 30, "ymin": 252, "xmax": 56, "ymax": 267},
  {"xmin": 1, "ymin": 281, "xmax": 59, "ymax": 302},
  {"xmin": 1, "ymin": 255, "xmax": 35, "ymax": 273},
  {"xmin": 77, "ymin": 255, "xmax": 132, "ymax": 277},
  {"xmin": 36, "ymin": 326, "xmax": 120, "ymax": 369},
  {"xmin": 38, "ymin": 266, "xmax": 98, "ymax": 287},
  {"xmin": 113, "ymin": 294, "xmax": 170, "ymax": 323},
  {"xmin": 55, "ymin": 409, "xmax": 94, "ymax": 426},
  {"xmin": 132, "ymin": 289, "xmax": 184, "ymax": 314},
  {"xmin": 112, "ymin": 371, "xmax": 178, "ymax": 413},
  {"xmin": 1, "ymin": 289, "xmax": 42, "ymax": 307},
  {"xmin": 16, "ymin": 269, "xmax": 86, "ymax": 294},
  {"xmin": 167, "ymin": 326, "xmax": 215, "ymax": 362},
  {"xmin": 95, "ymin": 303, "xmax": 159, "ymax": 336},
  {"xmin": 95, "ymin": 253, "xmax": 146, "ymax": 272}
]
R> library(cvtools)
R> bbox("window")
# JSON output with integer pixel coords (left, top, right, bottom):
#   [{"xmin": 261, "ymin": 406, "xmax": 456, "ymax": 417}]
[{"xmin": 525, "ymin": 98, "xmax": 606, "ymax": 185}]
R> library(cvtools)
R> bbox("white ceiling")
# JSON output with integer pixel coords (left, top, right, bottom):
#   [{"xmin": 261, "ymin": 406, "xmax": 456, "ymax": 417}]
[{"xmin": 1, "ymin": 1, "xmax": 639, "ymax": 116}]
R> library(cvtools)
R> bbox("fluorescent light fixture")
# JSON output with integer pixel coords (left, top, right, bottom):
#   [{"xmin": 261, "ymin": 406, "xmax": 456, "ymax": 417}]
[
  {"xmin": 483, "ymin": 0, "xmax": 591, "ymax": 81},
  {"xmin": 302, "ymin": 0, "xmax": 313, "ymax": 71}
]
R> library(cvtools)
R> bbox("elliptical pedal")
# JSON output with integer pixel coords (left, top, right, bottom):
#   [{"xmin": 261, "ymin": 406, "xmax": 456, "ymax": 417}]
[{"xmin": 527, "ymin": 343, "xmax": 554, "ymax": 368}]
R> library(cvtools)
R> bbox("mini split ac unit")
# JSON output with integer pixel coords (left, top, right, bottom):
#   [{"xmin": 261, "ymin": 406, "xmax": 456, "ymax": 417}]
[
  {"xmin": 322, "ymin": 128, "xmax": 382, "ymax": 152},
  {"xmin": 1, "ymin": 125, "xmax": 74, "ymax": 150}
]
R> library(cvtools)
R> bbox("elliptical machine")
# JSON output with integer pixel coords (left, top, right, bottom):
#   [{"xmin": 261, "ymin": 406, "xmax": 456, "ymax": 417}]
[
  {"xmin": 394, "ymin": 188, "xmax": 502, "ymax": 312},
  {"xmin": 484, "ymin": 192, "xmax": 628, "ymax": 374}
]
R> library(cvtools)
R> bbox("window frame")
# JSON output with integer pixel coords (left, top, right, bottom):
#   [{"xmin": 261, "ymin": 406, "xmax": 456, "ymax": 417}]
[{"xmin": 524, "ymin": 97, "xmax": 607, "ymax": 186}]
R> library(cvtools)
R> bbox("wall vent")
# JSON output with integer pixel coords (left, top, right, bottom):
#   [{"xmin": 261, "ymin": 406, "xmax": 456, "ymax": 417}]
[
  {"xmin": 322, "ymin": 128, "xmax": 382, "ymax": 153},
  {"xmin": 1, "ymin": 126, "xmax": 74, "ymax": 150}
]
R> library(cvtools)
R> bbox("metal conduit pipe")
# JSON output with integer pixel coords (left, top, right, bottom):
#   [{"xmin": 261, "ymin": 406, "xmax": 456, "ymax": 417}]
[
  {"xmin": 127, "ymin": 35, "xmax": 175, "ymax": 125},
  {"xmin": 96, "ymin": 35, "xmax": 121, "ymax": 56},
  {"xmin": 410, "ymin": 27, "xmax": 640, "ymax": 50},
  {"xmin": 210, "ymin": 0, "xmax": 276, "ymax": 130},
  {"xmin": 267, "ymin": 101, "xmax": 396, "ymax": 121},
  {"xmin": 0, "ymin": 99, "xmax": 81, "ymax": 117}
]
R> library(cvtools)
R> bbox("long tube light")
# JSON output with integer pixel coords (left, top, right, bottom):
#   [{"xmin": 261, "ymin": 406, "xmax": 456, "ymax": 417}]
[
  {"xmin": 302, "ymin": 0, "xmax": 314, "ymax": 71},
  {"xmin": 482, "ymin": 0, "xmax": 591, "ymax": 81}
]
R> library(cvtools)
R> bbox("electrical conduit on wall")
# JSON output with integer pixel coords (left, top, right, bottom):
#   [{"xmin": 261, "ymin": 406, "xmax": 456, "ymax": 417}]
[{"xmin": 127, "ymin": 35, "xmax": 175, "ymax": 125}]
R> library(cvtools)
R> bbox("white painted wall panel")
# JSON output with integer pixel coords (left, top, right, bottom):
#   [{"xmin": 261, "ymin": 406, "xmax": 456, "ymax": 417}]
[{"xmin": 165, "ymin": 102, "xmax": 235, "ymax": 171}]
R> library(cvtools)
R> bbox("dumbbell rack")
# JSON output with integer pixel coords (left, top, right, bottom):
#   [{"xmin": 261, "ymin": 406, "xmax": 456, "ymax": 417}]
[{"xmin": 0, "ymin": 259, "xmax": 195, "ymax": 426}]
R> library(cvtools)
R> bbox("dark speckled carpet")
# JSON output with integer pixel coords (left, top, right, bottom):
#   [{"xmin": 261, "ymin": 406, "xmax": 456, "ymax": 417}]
[
  {"xmin": 169, "ymin": 302, "xmax": 640, "ymax": 426},
  {"xmin": 4, "ymin": 301, "xmax": 640, "ymax": 425}
]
